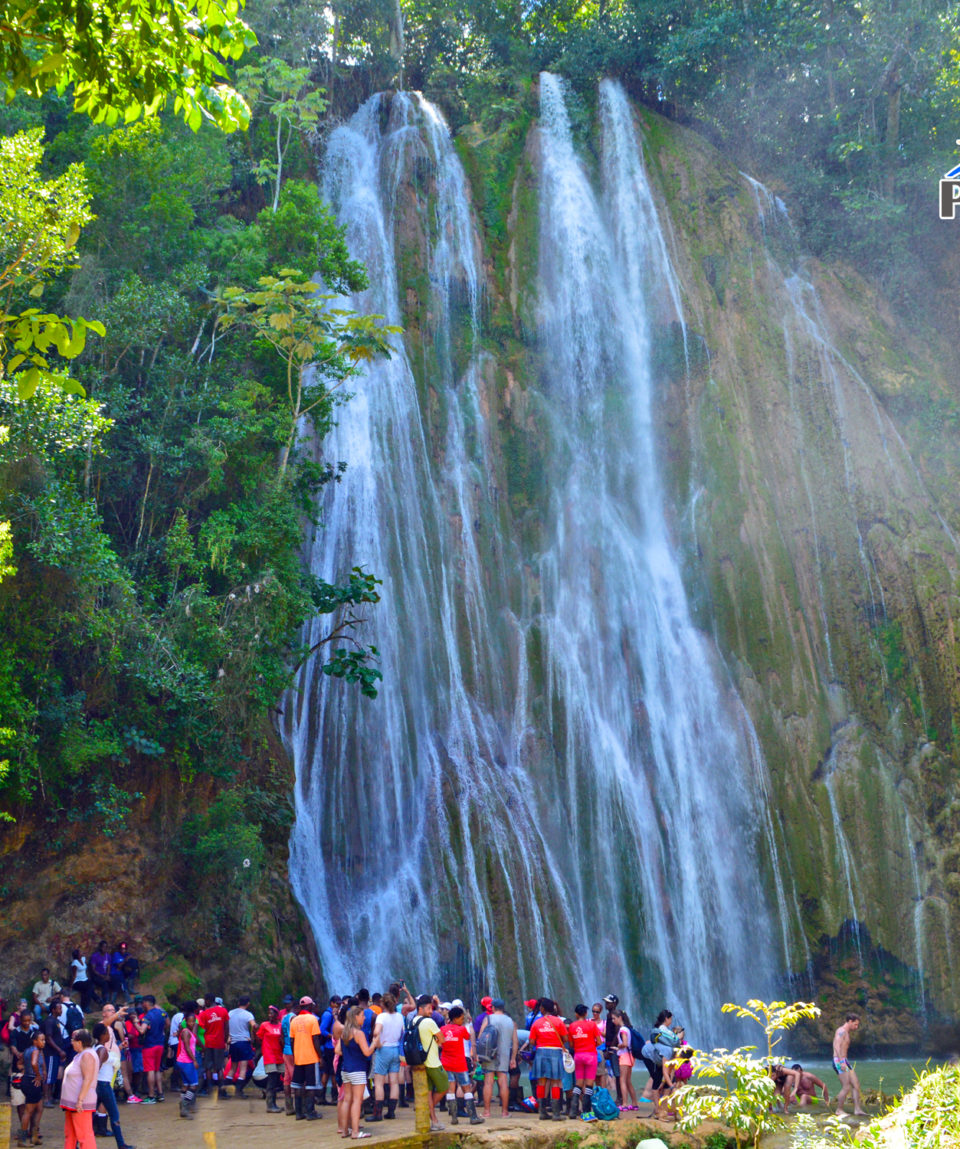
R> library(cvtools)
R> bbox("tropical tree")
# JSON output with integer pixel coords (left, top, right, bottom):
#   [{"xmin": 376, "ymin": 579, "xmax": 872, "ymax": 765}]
[
  {"xmin": 216, "ymin": 270, "xmax": 399, "ymax": 475},
  {"xmin": 674, "ymin": 999, "xmax": 822, "ymax": 1149},
  {"xmin": 0, "ymin": 0, "xmax": 255, "ymax": 131},
  {"xmin": 238, "ymin": 58, "xmax": 327, "ymax": 211}
]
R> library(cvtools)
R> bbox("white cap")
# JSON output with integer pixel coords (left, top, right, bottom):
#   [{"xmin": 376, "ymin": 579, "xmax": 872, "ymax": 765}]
[
  {"xmin": 440, "ymin": 1002, "xmax": 452, "ymax": 1011},
  {"xmin": 452, "ymin": 998, "xmax": 464, "ymax": 1008}
]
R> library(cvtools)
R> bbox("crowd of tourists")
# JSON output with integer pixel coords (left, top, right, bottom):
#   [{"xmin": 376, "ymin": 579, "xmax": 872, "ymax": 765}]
[
  {"xmin": 2, "ymin": 967, "xmax": 703, "ymax": 1145},
  {"xmin": 2, "ymin": 960, "xmax": 864, "ymax": 1147}
]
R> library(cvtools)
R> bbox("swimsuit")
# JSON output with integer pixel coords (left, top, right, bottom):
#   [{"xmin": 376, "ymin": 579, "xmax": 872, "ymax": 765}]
[{"xmin": 833, "ymin": 1057, "xmax": 851, "ymax": 1075}]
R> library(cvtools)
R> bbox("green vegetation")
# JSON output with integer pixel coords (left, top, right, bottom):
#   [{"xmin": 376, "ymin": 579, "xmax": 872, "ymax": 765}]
[
  {"xmin": 675, "ymin": 999, "xmax": 822, "ymax": 1149},
  {"xmin": 0, "ymin": 1, "xmax": 394, "ymax": 838},
  {"xmin": 0, "ymin": 0, "xmax": 255, "ymax": 131},
  {"xmin": 864, "ymin": 1062, "xmax": 960, "ymax": 1149},
  {"xmin": 789, "ymin": 1063, "xmax": 960, "ymax": 1149}
]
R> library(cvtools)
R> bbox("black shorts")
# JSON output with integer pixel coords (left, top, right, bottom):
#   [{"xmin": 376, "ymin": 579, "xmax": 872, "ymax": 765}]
[
  {"xmin": 322, "ymin": 1048, "xmax": 335, "ymax": 1076},
  {"xmin": 642, "ymin": 1057, "xmax": 663, "ymax": 1089},
  {"xmin": 22, "ymin": 1077, "xmax": 43, "ymax": 1104},
  {"xmin": 292, "ymin": 1062, "xmax": 322, "ymax": 1091},
  {"xmin": 203, "ymin": 1046, "xmax": 226, "ymax": 1073}
]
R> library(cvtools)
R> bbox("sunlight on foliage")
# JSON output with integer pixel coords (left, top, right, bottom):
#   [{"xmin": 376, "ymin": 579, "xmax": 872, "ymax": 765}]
[
  {"xmin": 0, "ymin": 0, "xmax": 256, "ymax": 132},
  {"xmin": 675, "ymin": 1000, "xmax": 822, "ymax": 1149}
]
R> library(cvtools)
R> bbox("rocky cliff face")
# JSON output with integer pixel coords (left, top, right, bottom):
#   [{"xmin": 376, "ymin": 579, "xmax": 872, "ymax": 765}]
[
  {"xmin": 0, "ymin": 736, "xmax": 317, "ymax": 1010},
  {"xmin": 630, "ymin": 108, "xmax": 960, "ymax": 1020}
]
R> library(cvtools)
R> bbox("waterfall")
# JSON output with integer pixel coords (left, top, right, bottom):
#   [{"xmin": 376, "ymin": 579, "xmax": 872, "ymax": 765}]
[
  {"xmin": 824, "ymin": 772, "xmax": 864, "ymax": 967},
  {"xmin": 904, "ymin": 813, "xmax": 927, "ymax": 1013},
  {"xmin": 284, "ymin": 79, "xmax": 783, "ymax": 1039},
  {"xmin": 533, "ymin": 71, "xmax": 777, "ymax": 1031},
  {"xmin": 285, "ymin": 90, "xmax": 572, "ymax": 997}
]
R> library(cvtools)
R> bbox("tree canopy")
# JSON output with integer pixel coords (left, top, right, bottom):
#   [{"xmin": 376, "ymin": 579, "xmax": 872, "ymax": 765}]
[{"xmin": 0, "ymin": 0, "xmax": 256, "ymax": 130}]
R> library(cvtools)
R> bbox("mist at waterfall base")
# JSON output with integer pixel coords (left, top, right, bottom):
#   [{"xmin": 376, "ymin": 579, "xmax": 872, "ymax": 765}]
[{"xmin": 283, "ymin": 75, "xmax": 789, "ymax": 1047}]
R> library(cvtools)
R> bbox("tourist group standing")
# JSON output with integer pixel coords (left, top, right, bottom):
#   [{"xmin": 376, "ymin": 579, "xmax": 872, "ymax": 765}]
[{"xmin": 3, "ymin": 956, "xmax": 868, "ymax": 1145}]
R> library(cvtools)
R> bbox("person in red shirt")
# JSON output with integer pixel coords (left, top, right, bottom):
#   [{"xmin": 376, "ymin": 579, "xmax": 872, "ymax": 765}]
[
  {"xmin": 529, "ymin": 998, "xmax": 568, "ymax": 1121},
  {"xmin": 198, "ymin": 994, "xmax": 230, "ymax": 1099},
  {"xmin": 568, "ymin": 1003, "xmax": 602, "ymax": 1120},
  {"xmin": 256, "ymin": 1005, "xmax": 284, "ymax": 1114},
  {"xmin": 439, "ymin": 1006, "xmax": 483, "ymax": 1126}
]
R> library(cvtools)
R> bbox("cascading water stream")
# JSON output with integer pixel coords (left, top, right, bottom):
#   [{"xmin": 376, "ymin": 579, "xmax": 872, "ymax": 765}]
[
  {"xmin": 285, "ymin": 91, "xmax": 576, "ymax": 997},
  {"xmin": 531, "ymin": 72, "xmax": 778, "ymax": 1032},
  {"xmin": 904, "ymin": 813, "xmax": 927, "ymax": 1013},
  {"xmin": 823, "ymin": 770, "xmax": 864, "ymax": 968},
  {"xmin": 284, "ymin": 79, "xmax": 785, "ymax": 1039}
]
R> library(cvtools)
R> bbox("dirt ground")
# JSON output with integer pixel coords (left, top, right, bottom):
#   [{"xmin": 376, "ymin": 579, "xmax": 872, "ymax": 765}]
[
  {"xmin": 3, "ymin": 1093, "xmax": 876, "ymax": 1149},
  {"xmin": 0, "ymin": 1093, "xmax": 691, "ymax": 1149}
]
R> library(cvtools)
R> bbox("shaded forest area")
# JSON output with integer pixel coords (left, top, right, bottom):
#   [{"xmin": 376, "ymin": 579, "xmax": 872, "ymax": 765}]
[{"xmin": 1, "ymin": 0, "xmax": 958, "ymax": 942}]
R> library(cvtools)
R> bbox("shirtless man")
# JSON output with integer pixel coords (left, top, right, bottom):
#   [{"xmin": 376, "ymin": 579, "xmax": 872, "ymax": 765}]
[
  {"xmin": 790, "ymin": 1064, "xmax": 829, "ymax": 1107},
  {"xmin": 833, "ymin": 1014, "xmax": 867, "ymax": 1116}
]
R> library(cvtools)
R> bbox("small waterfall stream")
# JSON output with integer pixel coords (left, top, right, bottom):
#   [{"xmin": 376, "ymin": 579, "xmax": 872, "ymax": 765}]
[{"xmin": 284, "ymin": 79, "xmax": 785, "ymax": 1037}]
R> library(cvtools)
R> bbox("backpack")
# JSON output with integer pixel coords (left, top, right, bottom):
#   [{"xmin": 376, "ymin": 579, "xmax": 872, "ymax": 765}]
[
  {"xmin": 64, "ymin": 1003, "xmax": 84, "ymax": 1034},
  {"xmin": 475, "ymin": 1021, "xmax": 500, "ymax": 1063},
  {"xmin": 629, "ymin": 1026, "xmax": 646, "ymax": 1058},
  {"xmin": 591, "ymin": 1085, "xmax": 619, "ymax": 1120},
  {"xmin": 402, "ymin": 1017, "xmax": 429, "ymax": 1067}
]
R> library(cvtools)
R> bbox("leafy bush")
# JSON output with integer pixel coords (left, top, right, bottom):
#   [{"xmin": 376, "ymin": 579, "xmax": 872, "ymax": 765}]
[{"xmin": 675, "ymin": 1000, "xmax": 822, "ymax": 1149}]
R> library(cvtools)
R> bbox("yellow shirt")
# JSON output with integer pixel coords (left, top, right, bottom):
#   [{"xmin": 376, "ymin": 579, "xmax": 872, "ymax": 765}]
[
  {"xmin": 417, "ymin": 1017, "xmax": 442, "ymax": 1069},
  {"xmin": 290, "ymin": 1012, "xmax": 320, "ymax": 1065}
]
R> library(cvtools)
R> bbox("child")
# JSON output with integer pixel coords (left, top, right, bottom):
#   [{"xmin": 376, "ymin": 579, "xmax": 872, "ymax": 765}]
[
  {"xmin": 19, "ymin": 1031, "xmax": 46, "ymax": 1146},
  {"xmin": 616, "ymin": 1012, "xmax": 639, "ymax": 1111},
  {"xmin": 176, "ymin": 1010, "xmax": 201, "ymax": 1119}
]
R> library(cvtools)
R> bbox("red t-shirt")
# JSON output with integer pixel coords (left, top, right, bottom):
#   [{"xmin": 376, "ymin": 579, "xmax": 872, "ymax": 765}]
[
  {"xmin": 198, "ymin": 1006, "xmax": 229, "ymax": 1050},
  {"xmin": 530, "ymin": 1015, "xmax": 567, "ymax": 1049},
  {"xmin": 439, "ymin": 1023, "xmax": 471, "ymax": 1072},
  {"xmin": 124, "ymin": 1019, "xmax": 141, "ymax": 1050},
  {"xmin": 568, "ymin": 1018, "xmax": 600, "ymax": 1054},
  {"xmin": 257, "ymin": 1020, "xmax": 283, "ymax": 1065}
]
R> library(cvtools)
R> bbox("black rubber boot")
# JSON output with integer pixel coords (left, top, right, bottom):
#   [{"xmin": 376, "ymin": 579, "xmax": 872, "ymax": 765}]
[
  {"xmin": 266, "ymin": 1084, "xmax": 282, "ymax": 1113},
  {"xmin": 569, "ymin": 1092, "xmax": 580, "ymax": 1120},
  {"xmin": 304, "ymin": 1092, "xmax": 320, "ymax": 1121},
  {"xmin": 371, "ymin": 1101, "xmax": 383, "ymax": 1122},
  {"xmin": 285, "ymin": 1093, "xmax": 295, "ymax": 1116},
  {"xmin": 447, "ymin": 1096, "xmax": 459, "ymax": 1125},
  {"xmin": 466, "ymin": 1097, "xmax": 484, "ymax": 1125},
  {"xmin": 552, "ymin": 1096, "xmax": 563, "ymax": 1121},
  {"xmin": 385, "ymin": 1099, "xmax": 398, "ymax": 1120},
  {"xmin": 539, "ymin": 1096, "xmax": 551, "ymax": 1120},
  {"xmin": 295, "ymin": 1092, "xmax": 305, "ymax": 1120},
  {"xmin": 180, "ymin": 1096, "xmax": 194, "ymax": 1120}
]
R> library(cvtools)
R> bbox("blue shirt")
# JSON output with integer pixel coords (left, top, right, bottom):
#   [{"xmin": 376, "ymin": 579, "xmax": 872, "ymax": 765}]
[
  {"xmin": 281, "ymin": 1012, "xmax": 294, "ymax": 1056},
  {"xmin": 342, "ymin": 1034, "xmax": 368, "ymax": 1075},
  {"xmin": 319, "ymin": 1008, "xmax": 335, "ymax": 1051},
  {"xmin": 143, "ymin": 1007, "xmax": 166, "ymax": 1047}
]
